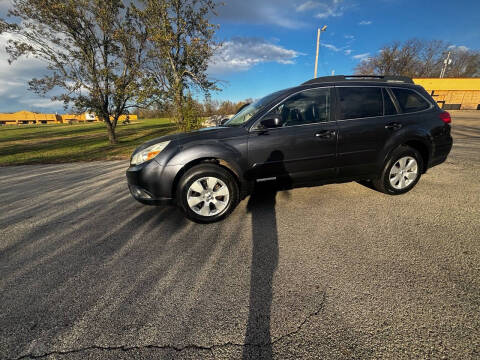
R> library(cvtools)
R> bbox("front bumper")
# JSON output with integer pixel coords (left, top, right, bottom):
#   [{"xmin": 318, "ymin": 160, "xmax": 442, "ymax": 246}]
[
  {"xmin": 127, "ymin": 184, "xmax": 170, "ymax": 206},
  {"xmin": 126, "ymin": 159, "xmax": 181, "ymax": 206}
]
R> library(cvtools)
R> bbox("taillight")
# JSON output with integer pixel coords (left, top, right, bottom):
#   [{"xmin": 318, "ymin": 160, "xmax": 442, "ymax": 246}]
[{"xmin": 439, "ymin": 111, "xmax": 451, "ymax": 124}]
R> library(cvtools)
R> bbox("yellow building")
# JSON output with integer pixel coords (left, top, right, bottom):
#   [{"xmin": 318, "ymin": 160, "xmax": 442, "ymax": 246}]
[
  {"xmin": 0, "ymin": 111, "xmax": 137, "ymax": 125},
  {"xmin": 60, "ymin": 113, "xmax": 138, "ymax": 123},
  {"xmin": 0, "ymin": 110, "xmax": 60, "ymax": 125},
  {"xmin": 413, "ymin": 78, "xmax": 480, "ymax": 110}
]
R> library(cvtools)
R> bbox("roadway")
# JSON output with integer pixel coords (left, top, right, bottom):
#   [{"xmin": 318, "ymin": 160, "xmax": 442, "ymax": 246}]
[{"xmin": 1, "ymin": 113, "xmax": 479, "ymax": 359}]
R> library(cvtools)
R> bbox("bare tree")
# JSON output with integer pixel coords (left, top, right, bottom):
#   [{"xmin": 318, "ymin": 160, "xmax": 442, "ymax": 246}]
[
  {"xmin": 1, "ymin": 0, "xmax": 150, "ymax": 144},
  {"xmin": 355, "ymin": 39, "xmax": 480, "ymax": 78},
  {"xmin": 447, "ymin": 50, "xmax": 480, "ymax": 77}
]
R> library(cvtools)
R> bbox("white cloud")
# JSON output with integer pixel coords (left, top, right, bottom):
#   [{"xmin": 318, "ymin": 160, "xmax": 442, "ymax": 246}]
[
  {"xmin": 0, "ymin": 32, "xmax": 62, "ymax": 112},
  {"xmin": 216, "ymin": 0, "xmax": 303, "ymax": 28},
  {"xmin": 316, "ymin": 0, "xmax": 345, "ymax": 19},
  {"xmin": 358, "ymin": 20, "xmax": 372, "ymax": 25},
  {"xmin": 209, "ymin": 37, "xmax": 300, "ymax": 75},
  {"xmin": 352, "ymin": 52, "xmax": 370, "ymax": 60},
  {"xmin": 321, "ymin": 43, "xmax": 341, "ymax": 52},
  {"xmin": 296, "ymin": 1, "xmax": 320, "ymax": 12},
  {"xmin": 448, "ymin": 45, "xmax": 469, "ymax": 52},
  {"xmin": 344, "ymin": 34, "xmax": 355, "ymax": 39},
  {"xmin": 0, "ymin": 0, "xmax": 12, "ymax": 15},
  {"xmin": 296, "ymin": 0, "xmax": 346, "ymax": 19},
  {"xmin": 19, "ymin": 98, "xmax": 64, "ymax": 109},
  {"xmin": 217, "ymin": 0, "xmax": 349, "ymax": 28},
  {"xmin": 321, "ymin": 42, "xmax": 355, "ymax": 56}
]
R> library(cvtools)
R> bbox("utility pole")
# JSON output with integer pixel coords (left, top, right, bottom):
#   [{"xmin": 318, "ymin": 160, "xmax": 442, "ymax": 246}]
[
  {"xmin": 440, "ymin": 51, "xmax": 452, "ymax": 78},
  {"xmin": 314, "ymin": 25, "xmax": 327, "ymax": 78}
]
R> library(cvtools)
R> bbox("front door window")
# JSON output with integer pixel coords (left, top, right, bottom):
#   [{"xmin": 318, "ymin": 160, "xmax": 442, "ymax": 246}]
[{"xmin": 264, "ymin": 88, "xmax": 331, "ymax": 127}]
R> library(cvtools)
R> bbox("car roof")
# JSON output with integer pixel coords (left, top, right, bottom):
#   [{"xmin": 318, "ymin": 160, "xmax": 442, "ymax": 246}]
[
  {"xmin": 276, "ymin": 75, "xmax": 422, "ymax": 96},
  {"xmin": 302, "ymin": 75, "xmax": 414, "ymax": 86}
]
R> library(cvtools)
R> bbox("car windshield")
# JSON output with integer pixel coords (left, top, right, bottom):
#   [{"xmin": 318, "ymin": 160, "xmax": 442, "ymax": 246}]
[{"xmin": 224, "ymin": 90, "xmax": 285, "ymax": 127}]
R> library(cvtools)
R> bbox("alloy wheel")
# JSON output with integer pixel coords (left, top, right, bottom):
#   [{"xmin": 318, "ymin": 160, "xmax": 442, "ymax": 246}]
[
  {"xmin": 389, "ymin": 156, "xmax": 418, "ymax": 190},
  {"xmin": 186, "ymin": 176, "xmax": 230, "ymax": 217}
]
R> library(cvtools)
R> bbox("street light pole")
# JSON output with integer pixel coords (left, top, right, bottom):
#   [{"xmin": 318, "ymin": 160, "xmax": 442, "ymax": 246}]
[
  {"xmin": 314, "ymin": 25, "xmax": 327, "ymax": 78},
  {"xmin": 440, "ymin": 51, "xmax": 452, "ymax": 78}
]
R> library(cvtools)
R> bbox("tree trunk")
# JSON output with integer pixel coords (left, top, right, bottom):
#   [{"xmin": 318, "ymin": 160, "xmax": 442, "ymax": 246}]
[
  {"xmin": 174, "ymin": 82, "xmax": 184, "ymax": 130},
  {"xmin": 105, "ymin": 120, "xmax": 118, "ymax": 144}
]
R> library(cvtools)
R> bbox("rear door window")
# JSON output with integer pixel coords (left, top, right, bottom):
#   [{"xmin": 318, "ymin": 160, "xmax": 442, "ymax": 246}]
[
  {"xmin": 391, "ymin": 88, "xmax": 430, "ymax": 113},
  {"xmin": 338, "ymin": 87, "xmax": 383, "ymax": 120}
]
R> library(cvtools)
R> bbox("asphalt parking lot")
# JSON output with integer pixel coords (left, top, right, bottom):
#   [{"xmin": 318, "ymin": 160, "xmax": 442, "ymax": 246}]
[{"xmin": 1, "ymin": 113, "xmax": 479, "ymax": 359}]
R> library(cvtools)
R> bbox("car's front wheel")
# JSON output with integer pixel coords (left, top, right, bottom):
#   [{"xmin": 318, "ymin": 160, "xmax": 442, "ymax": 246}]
[
  {"xmin": 177, "ymin": 164, "xmax": 239, "ymax": 223},
  {"xmin": 373, "ymin": 145, "xmax": 423, "ymax": 195}
]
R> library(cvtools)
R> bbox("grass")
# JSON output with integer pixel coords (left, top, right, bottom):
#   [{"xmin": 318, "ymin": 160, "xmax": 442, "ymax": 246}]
[{"xmin": 0, "ymin": 118, "xmax": 178, "ymax": 166}]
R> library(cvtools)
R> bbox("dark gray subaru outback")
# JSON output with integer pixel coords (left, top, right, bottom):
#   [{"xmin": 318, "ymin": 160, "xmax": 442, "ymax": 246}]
[{"xmin": 126, "ymin": 75, "xmax": 452, "ymax": 223}]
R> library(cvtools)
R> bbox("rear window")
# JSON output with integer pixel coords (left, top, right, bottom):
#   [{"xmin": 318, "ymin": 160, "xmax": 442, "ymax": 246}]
[
  {"xmin": 391, "ymin": 88, "xmax": 430, "ymax": 113},
  {"xmin": 383, "ymin": 88, "xmax": 397, "ymax": 116},
  {"xmin": 338, "ymin": 87, "xmax": 383, "ymax": 120}
]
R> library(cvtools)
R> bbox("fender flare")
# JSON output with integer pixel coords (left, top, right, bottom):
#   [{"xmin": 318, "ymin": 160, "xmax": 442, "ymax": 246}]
[
  {"xmin": 379, "ymin": 128, "xmax": 433, "ymax": 171},
  {"xmin": 166, "ymin": 143, "xmax": 249, "ymax": 197}
]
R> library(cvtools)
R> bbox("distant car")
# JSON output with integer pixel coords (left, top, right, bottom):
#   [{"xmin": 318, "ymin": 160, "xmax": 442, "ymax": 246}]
[
  {"xmin": 126, "ymin": 75, "xmax": 453, "ymax": 223},
  {"xmin": 219, "ymin": 117, "xmax": 231, "ymax": 126}
]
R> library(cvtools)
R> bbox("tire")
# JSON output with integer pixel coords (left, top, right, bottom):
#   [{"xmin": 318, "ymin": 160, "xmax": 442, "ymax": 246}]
[
  {"xmin": 372, "ymin": 145, "xmax": 423, "ymax": 195},
  {"xmin": 176, "ymin": 163, "xmax": 239, "ymax": 223}
]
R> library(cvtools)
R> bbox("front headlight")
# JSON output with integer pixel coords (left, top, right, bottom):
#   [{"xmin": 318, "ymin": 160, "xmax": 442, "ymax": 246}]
[{"xmin": 131, "ymin": 141, "xmax": 171, "ymax": 165}]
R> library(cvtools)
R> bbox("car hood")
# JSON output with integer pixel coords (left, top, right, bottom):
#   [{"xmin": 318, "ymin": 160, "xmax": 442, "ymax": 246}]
[{"xmin": 132, "ymin": 126, "xmax": 245, "ymax": 154}]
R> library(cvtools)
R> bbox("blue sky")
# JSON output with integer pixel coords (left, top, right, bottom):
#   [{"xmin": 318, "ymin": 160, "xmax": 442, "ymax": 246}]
[{"xmin": 1, "ymin": 0, "xmax": 479, "ymax": 112}]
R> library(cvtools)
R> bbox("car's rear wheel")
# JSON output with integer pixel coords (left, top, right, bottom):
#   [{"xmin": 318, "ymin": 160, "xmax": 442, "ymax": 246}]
[
  {"xmin": 177, "ymin": 164, "xmax": 239, "ymax": 223},
  {"xmin": 372, "ymin": 145, "xmax": 423, "ymax": 195}
]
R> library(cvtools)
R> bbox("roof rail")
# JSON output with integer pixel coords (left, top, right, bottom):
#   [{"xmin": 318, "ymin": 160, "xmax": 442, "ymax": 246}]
[{"xmin": 302, "ymin": 75, "xmax": 414, "ymax": 85}]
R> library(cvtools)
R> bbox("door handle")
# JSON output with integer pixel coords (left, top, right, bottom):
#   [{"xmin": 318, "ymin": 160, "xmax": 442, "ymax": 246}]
[
  {"xmin": 315, "ymin": 130, "xmax": 336, "ymax": 139},
  {"xmin": 385, "ymin": 122, "xmax": 402, "ymax": 130}
]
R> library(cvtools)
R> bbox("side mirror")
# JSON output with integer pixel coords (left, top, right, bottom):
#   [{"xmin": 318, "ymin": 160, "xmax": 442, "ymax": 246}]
[{"xmin": 260, "ymin": 115, "xmax": 282, "ymax": 129}]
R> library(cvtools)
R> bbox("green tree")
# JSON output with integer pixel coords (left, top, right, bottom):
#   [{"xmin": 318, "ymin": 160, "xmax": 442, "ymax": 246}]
[
  {"xmin": 139, "ymin": 0, "xmax": 219, "ymax": 132},
  {"xmin": 1, "ymin": 0, "xmax": 150, "ymax": 144},
  {"xmin": 182, "ymin": 94, "xmax": 205, "ymax": 131}
]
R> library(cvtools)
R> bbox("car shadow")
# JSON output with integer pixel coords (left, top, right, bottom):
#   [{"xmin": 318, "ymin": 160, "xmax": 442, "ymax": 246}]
[
  {"xmin": 356, "ymin": 179, "xmax": 378, "ymax": 191},
  {"xmin": 243, "ymin": 151, "xmax": 291, "ymax": 359}
]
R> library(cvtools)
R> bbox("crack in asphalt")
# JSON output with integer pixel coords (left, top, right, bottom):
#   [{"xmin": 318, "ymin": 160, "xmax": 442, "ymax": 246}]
[
  {"xmin": 270, "ymin": 291, "xmax": 327, "ymax": 346},
  {"xmin": 11, "ymin": 292, "xmax": 327, "ymax": 360}
]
